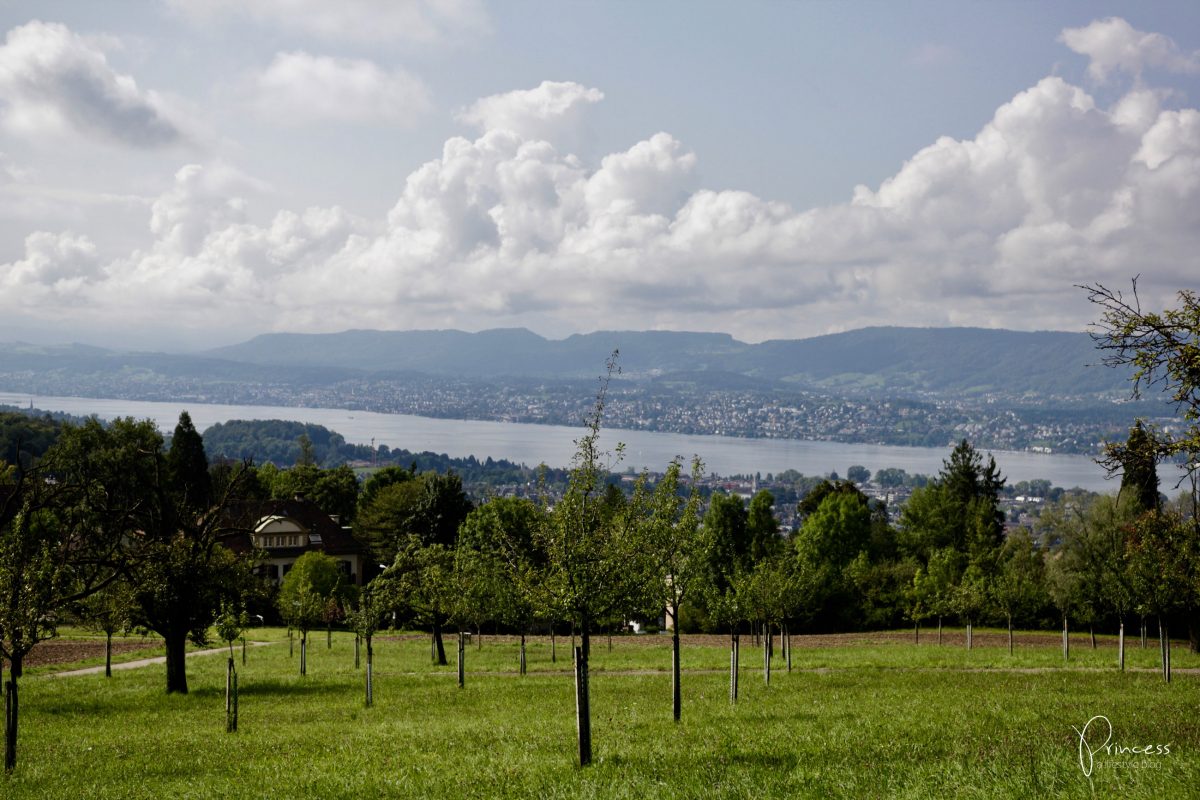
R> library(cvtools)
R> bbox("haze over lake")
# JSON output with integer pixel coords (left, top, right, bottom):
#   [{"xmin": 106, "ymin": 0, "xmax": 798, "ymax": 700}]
[{"xmin": 0, "ymin": 392, "xmax": 1121, "ymax": 492}]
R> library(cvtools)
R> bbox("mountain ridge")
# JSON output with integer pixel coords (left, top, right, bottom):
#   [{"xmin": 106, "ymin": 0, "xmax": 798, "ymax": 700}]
[{"xmin": 0, "ymin": 324, "xmax": 1130, "ymax": 399}]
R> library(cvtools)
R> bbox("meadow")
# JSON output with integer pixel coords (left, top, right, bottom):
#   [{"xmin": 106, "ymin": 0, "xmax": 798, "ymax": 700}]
[{"xmin": 6, "ymin": 628, "xmax": 1200, "ymax": 799}]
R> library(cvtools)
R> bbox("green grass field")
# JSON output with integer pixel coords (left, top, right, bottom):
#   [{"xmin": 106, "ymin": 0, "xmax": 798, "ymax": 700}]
[{"xmin": 6, "ymin": 629, "xmax": 1199, "ymax": 798}]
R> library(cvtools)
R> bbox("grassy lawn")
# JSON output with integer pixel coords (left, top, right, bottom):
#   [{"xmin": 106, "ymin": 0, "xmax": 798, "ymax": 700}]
[{"xmin": 5, "ymin": 629, "xmax": 1199, "ymax": 798}]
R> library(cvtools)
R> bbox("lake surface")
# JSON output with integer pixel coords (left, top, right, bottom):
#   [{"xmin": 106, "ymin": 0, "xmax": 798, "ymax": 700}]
[{"xmin": 0, "ymin": 391, "xmax": 1119, "ymax": 492}]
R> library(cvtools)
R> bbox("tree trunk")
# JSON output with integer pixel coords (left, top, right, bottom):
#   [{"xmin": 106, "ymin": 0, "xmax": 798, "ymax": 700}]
[
  {"xmin": 937, "ymin": 616, "xmax": 943, "ymax": 645},
  {"xmin": 1062, "ymin": 616, "xmax": 1069, "ymax": 662},
  {"xmin": 355, "ymin": 635, "xmax": 360, "ymax": 669},
  {"xmin": 914, "ymin": 621, "xmax": 919, "ymax": 645},
  {"xmin": 225, "ymin": 658, "xmax": 236, "ymax": 733},
  {"xmin": 165, "ymin": 630, "xmax": 189, "ymax": 694},
  {"xmin": 327, "ymin": 625, "xmax": 332, "ymax": 649},
  {"xmin": 4, "ymin": 676, "xmax": 17, "ymax": 774},
  {"xmin": 785, "ymin": 623, "xmax": 792, "ymax": 673},
  {"xmin": 520, "ymin": 632, "xmax": 527, "ymax": 676},
  {"xmin": 300, "ymin": 630, "xmax": 308, "ymax": 676},
  {"xmin": 1119, "ymin": 620, "xmax": 1125, "ymax": 672},
  {"xmin": 551, "ymin": 628, "xmax": 556, "ymax": 663},
  {"xmin": 671, "ymin": 601, "xmax": 681, "ymax": 722},
  {"xmin": 1141, "ymin": 617, "xmax": 1147, "ymax": 648},
  {"xmin": 763, "ymin": 624, "xmax": 771, "ymax": 686},
  {"xmin": 289, "ymin": 629, "xmax": 294, "ymax": 657},
  {"xmin": 4, "ymin": 655, "xmax": 20, "ymax": 774},
  {"xmin": 365, "ymin": 636, "xmax": 374, "ymax": 708},
  {"xmin": 1090, "ymin": 626, "xmax": 1096, "ymax": 650},
  {"xmin": 432, "ymin": 619, "xmax": 447, "ymax": 666},
  {"xmin": 105, "ymin": 631, "xmax": 113, "ymax": 678},
  {"xmin": 1007, "ymin": 614, "xmax": 1013, "ymax": 656},
  {"xmin": 241, "ymin": 636, "xmax": 247, "ymax": 667},
  {"xmin": 457, "ymin": 631, "xmax": 465, "ymax": 688},
  {"xmin": 966, "ymin": 620, "xmax": 973, "ymax": 651}
]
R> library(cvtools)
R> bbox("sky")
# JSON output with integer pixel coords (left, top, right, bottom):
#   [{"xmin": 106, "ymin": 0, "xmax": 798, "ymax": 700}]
[{"xmin": 0, "ymin": 1, "xmax": 1198, "ymax": 352}]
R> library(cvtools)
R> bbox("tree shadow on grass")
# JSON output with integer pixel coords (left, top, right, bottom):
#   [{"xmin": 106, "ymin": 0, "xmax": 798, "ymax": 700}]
[{"xmin": 190, "ymin": 677, "xmax": 353, "ymax": 700}]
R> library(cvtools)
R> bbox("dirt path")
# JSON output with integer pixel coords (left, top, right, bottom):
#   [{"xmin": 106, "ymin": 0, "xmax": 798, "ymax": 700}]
[{"xmin": 50, "ymin": 642, "xmax": 274, "ymax": 678}]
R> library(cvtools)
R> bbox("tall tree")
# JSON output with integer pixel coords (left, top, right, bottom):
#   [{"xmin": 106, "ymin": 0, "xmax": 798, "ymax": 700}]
[
  {"xmin": 1118, "ymin": 421, "xmax": 1162, "ymax": 512},
  {"xmin": 746, "ymin": 489, "xmax": 780, "ymax": 562},
  {"xmin": 354, "ymin": 471, "xmax": 473, "ymax": 562},
  {"xmin": 1084, "ymin": 281, "xmax": 1200, "ymax": 474},
  {"xmin": 50, "ymin": 415, "xmax": 257, "ymax": 694}
]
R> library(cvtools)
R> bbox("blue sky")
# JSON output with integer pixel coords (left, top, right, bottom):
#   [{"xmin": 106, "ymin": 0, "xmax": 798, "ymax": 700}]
[{"xmin": 0, "ymin": 1, "xmax": 1197, "ymax": 350}]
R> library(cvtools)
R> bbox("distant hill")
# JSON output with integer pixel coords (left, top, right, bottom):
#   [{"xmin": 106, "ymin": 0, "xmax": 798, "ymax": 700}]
[
  {"xmin": 205, "ymin": 328, "xmax": 743, "ymax": 380},
  {"xmin": 202, "ymin": 326, "xmax": 1131, "ymax": 397},
  {"xmin": 0, "ymin": 325, "xmax": 1137, "ymax": 400}
]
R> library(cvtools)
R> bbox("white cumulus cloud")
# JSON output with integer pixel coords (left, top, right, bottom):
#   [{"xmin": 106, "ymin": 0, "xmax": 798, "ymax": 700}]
[
  {"xmin": 1061, "ymin": 17, "xmax": 1200, "ymax": 83},
  {"xmin": 251, "ymin": 51, "xmax": 431, "ymax": 126},
  {"xmin": 0, "ymin": 21, "xmax": 185, "ymax": 147},
  {"xmin": 458, "ymin": 81, "xmax": 604, "ymax": 146}
]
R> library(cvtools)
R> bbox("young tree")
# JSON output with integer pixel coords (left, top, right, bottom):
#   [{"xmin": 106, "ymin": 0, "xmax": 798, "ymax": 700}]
[
  {"xmin": 990, "ymin": 530, "xmax": 1045, "ymax": 655},
  {"xmin": 214, "ymin": 601, "xmax": 248, "ymax": 732},
  {"xmin": 277, "ymin": 551, "xmax": 347, "ymax": 676},
  {"xmin": 533, "ymin": 353, "xmax": 646, "ymax": 765},
  {"xmin": 346, "ymin": 584, "xmax": 386, "ymax": 707},
  {"xmin": 637, "ymin": 458, "xmax": 705, "ymax": 720},
  {"xmin": 456, "ymin": 497, "xmax": 547, "ymax": 674},
  {"xmin": 376, "ymin": 536, "xmax": 457, "ymax": 665},
  {"xmin": 0, "ymin": 464, "xmax": 120, "ymax": 772},
  {"xmin": 74, "ymin": 579, "xmax": 136, "ymax": 678},
  {"xmin": 1123, "ymin": 509, "xmax": 1197, "ymax": 681}
]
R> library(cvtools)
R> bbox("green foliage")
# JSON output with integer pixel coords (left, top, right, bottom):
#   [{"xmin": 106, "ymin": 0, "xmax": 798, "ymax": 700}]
[
  {"xmin": 456, "ymin": 497, "xmax": 547, "ymax": 632},
  {"xmin": 354, "ymin": 470, "xmax": 473, "ymax": 562},
  {"xmin": 990, "ymin": 530, "xmax": 1046, "ymax": 627},
  {"xmin": 635, "ymin": 458, "xmax": 706, "ymax": 620},
  {"xmin": 214, "ymin": 600, "xmax": 249, "ymax": 656},
  {"xmin": 745, "ymin": 489, "xmax": 779, "ymax": 562},
  {"xmin": 1117, "ymin": 420, "xmax": 1162, "ymax": 512},
  {"xmin": 277, "ymin": 552, "xmax": 349, "ymax": 633},
  {"xmin": 47, "ymin": 414, "xmax": 261, "ymax": 694},
  {"xmin": 1086, "ymin": 281, "xmax": 1200, "ymax": 475},
  {"xmin": 0, "ymin": 410, "xmax": 62, "ymax": 469}
]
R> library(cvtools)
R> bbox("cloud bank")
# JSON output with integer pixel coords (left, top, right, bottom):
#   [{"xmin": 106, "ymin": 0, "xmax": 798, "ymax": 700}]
[{"xmin": 1, "ymin": 17, "xmax": 1198, "ymax": 346}]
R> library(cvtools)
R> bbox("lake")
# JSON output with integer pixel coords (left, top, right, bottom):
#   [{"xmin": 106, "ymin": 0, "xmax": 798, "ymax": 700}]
[{"xmin": 0, "ymin": 391, "xmax": 1120, "ymax": 492}]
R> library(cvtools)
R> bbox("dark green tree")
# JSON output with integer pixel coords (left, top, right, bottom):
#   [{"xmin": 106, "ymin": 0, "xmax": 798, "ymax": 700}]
[
  {"xmin": 746, "ymin": 489, "xmax": 779, "ymax": 562},
  {"xmin": 50, "ymin": 416, "xmax": 257, "ymax": 695}
]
